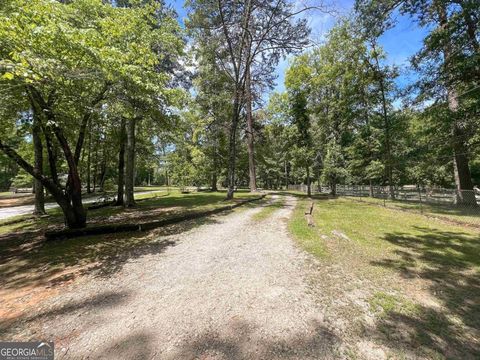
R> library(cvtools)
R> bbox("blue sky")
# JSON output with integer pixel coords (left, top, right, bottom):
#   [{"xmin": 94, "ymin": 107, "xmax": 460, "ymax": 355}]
[{"xmin": 167, "ymin": 0, "xmax": 427, "ymax": 94}]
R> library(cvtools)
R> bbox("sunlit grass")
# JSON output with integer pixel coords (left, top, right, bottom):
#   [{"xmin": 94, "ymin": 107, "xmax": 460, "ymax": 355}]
[
  {"xmin": 287, "ymin": 198, "xmax": 328, "ymax": 258},
  {"xmin": 288, "ymin": 196, "xmax": 480, "ymax": 359},
  {"xmin": 290, "ymin": 197, "xmax": 479, "ymax": 262}
]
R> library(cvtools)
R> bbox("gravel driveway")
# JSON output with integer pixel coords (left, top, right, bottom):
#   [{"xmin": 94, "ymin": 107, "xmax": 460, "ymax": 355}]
[{"xmin": 10, "ymin": 196, "xmax": 340, "ymax": 359}]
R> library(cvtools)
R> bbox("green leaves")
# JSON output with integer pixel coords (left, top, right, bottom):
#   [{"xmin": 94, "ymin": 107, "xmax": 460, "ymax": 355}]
[{"xmin": 2, "ymin": 72, "xmax": 14, "ymax": 80}]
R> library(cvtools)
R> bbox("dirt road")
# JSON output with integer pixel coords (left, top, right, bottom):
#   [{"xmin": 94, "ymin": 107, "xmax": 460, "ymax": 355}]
[{"xmin": 5, "ymin": 196, "xmax": 344, "ymax": 359}]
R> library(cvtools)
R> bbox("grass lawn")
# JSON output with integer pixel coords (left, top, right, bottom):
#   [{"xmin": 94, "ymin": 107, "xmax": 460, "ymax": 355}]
[
  {"xmin": 345, "ymin": 195, "xmax": 480, "ymax": 227},
  {"xmin": 288, "ymin": 196, "xmax": 480, "ymax": 359},
  {"xmin": 0, "ymin": 191, "xmax": 16, "ymax": 197}
]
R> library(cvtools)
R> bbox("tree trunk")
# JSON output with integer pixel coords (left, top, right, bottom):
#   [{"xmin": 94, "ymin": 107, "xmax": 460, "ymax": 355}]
[
  {"xmin": 93, "ymin": 134, "xmax": 98, "ymax": 193},
  {"xmin": 438, "ymin": 5, "xmax": 477, "ymax": 205},
  {"xmin": 211, "ymin": 172, "xmax": 218, "ymax": 191},
  {"xmin": 211, "ymin": 148, "xmax": 218, "ymax": 191},
  {"xmin": 32, "ymin": 113, "xmax": 45, "ymax": 215},
  {"xmin": 52, "ymin": 126, "xmax": 86, "ymax": 228},
  {"xmin": 99, "ymin": 134, "xmax": 107, "ymax": 191},
  {"xmin": 449, "ymin": 89, "xmax": 476, "ymax": 205},
  {"xmin": 124, "ymin": 117, "xmax": 136, "ymax": 207},
  {"xmin": 25, "ymin": 86, "xmax": 86, "ymax": 228},
  {"xmin": 306, "ymin": 166, "xmax": 311, "ymax": 197},
  {"xmin": 330, "ymin": 181, "xmax": 336, "ymax": 196},
  {"xmin": 284, "ymin": 160, "xmax": 289, "ymax": 190},
  {"xmin": 87, "ymin": 119, "xmax": 92, "ymax": 193},
  {"xmin": 0, "ymin": 138, "xmax": 86, "ymax": 228},
  {"xmin": 38, "ymin": 113, "xmax": 59, "ymax": 187},
  {"xmin": 226, "ymin": 98, "xmax": 240, "ymax": 200},
  {"xmin": 245, "ymin": 67, "xmax": 257, "ymax": 192},
  {"xmin": 116, "ymin": 117, "xmax": 126, "ymax": 205},
  {"xmin": 371, "ymin": 42, "xmax": 395, "ymax": 199}
]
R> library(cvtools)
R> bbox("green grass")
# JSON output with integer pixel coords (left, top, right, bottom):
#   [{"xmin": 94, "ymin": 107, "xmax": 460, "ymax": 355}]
[
  {"xmin": 287, "ymin": 197, "xmax": 328, "ymax": 258},
  {"xmin": 0, "ymin": 191, "xmax": 15, "ymax": 198},
  {"xmin": 345, "ymin": 196, "xmax": 480, "ymax": 227},
  {"xmin": 287, "ymin": 196, "xmax": 480, "ymax": 359},
  {"xmin": 252, "ymin": 197, "xmax": 285, "ymax": 221},
  {"xmin": 291, "ymin": 197, "xmax": 479, "ymax": 261},
  {"xmin": 369, "ymin": 291, "xmax": 419, "ymax": 318}
]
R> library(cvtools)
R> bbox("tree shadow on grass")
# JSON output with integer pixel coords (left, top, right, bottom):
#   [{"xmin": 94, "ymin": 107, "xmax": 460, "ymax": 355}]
[{"xmin": 369, "ymin": 226, "xmax": 480, "ymax": 358}]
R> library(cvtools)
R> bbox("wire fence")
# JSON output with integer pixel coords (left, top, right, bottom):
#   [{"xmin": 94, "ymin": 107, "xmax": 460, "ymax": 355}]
[{"xmin": 287, "ymin": 184, "xmax": 480, "ymax": 228}]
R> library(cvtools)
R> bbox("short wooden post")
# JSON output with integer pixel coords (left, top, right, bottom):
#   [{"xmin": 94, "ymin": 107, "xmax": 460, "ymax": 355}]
[{"xmin": 305, "ymin": 201, "xmax": 314, "ymax": 227}]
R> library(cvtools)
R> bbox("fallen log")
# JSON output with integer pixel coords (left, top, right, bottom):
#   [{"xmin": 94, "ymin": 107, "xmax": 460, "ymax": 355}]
[
  {"xmin": 45, "ymin": 194, "xmax": 266, "ymax": 241},
  {"xmin": 87, "ymin": 200, "xmax": 116, "ymax": 210}
]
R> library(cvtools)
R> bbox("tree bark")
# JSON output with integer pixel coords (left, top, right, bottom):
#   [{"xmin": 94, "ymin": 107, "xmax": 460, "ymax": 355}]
[
  {"xmin": 124, "ymin": 117, "xmax": 136, "ymax": 207},
  {"xmin": 245, "ymin": 67, "xmax": 257, "ymax": 192},
  {"xmin": 226, "ymin": 98, "xmax": 240, "ymax": 200},
  {"xmin": 116, "ymin": 117, "xmax": 126, "ymax": 205},
  {"xmin": 284, "ymin": 160, "xmax": 289, "ymax": 189},
  {"xmin": 26, "ymin": 86, "xmax": 86, "ymax": 228},
  {"xmin": 74, "ymin": 83, "xmax": 109, "ymax": 165},
  {"xmin": 52, "ymin": 125, "xmax": 86, "ymax": 228},
  {"xmin": 27, "ymin": 91, "xmax": 59, "ymax": 187},
  {"xmin": 210, "ymin": 172, "xmax": 217, "ymax": 191},
  {"xmin": 306, "ymin": 166, "xmax": 311, "ymax": 197},
  {"xmin": 99, "ymin": 134, "xmax": 107, "ymax": 191},
  {"xmin": 449, "ymin": 89, "xmax": 476, "ymax": 204},
  {"xmin": 87, "ymin": 119, "xmax": 92, "ymax": 193},
  {"xmin": 0, "ymin": 139, "xmax": 84, "ymax": 228},
  {"xmin": 93, "ymin": 132, "xmax": 98, "ymax": 192},
  {"xmin": 211, "ymin": 151, "xmax": 218, "ymax": 191},
  {"xmin": 330, "ymin": 181, "xmax": 336, "ymax": 196},
  {"xmin": 32, "ymin": 112, "xmax": 45, "ymax": 215}
]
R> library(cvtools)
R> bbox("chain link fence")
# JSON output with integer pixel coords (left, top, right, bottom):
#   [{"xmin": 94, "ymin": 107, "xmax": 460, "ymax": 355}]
[{"xmin": 287, "ymin": 184, "xmax": 480, "ymax": 227}]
